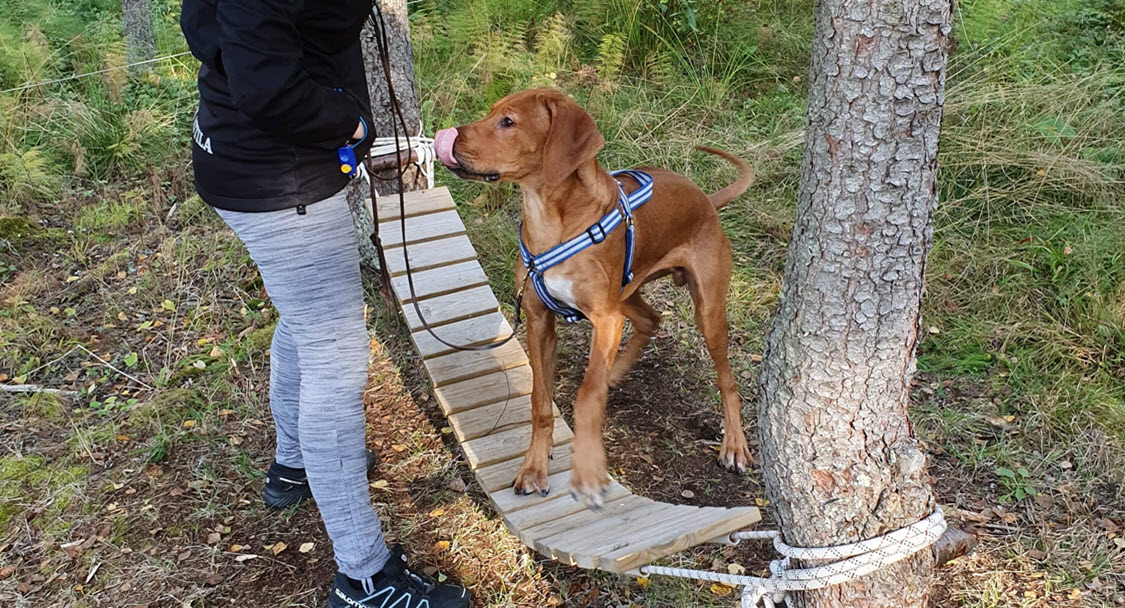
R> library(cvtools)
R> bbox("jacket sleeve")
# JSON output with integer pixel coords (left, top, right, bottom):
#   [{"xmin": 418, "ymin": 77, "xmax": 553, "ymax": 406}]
[{"xmin": 216, "ymin": 0, "xmax": 362, "ymax": 147}]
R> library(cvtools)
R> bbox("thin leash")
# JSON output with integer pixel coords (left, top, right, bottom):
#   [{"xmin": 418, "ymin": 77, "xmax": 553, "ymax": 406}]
[{"xmin": 366, "ymin": 2, "xmax": 525, "ymax": 434}]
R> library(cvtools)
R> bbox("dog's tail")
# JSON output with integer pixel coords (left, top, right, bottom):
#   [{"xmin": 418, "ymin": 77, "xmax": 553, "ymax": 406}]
[{"xmin": 697, "ymin": 146, "xmax": 754, "ymax": 210}]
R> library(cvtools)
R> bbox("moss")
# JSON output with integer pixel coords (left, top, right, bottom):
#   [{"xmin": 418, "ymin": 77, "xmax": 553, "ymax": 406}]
[{"xmin": 0, "ymin": 455, "xmax": 87, "ymax": 531}]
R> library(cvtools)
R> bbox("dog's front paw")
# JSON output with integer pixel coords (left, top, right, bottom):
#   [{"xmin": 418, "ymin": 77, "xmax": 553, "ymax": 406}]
[
  {"xmin": 514, "ymin": 458, "xmax": 551, "ymax": 497},
  {"xmin": 718, "ymin": 432, "xmax": 753, "ymax": 474},
  {"xmin": 570, "ymin": 455, "xmax": 610, "ymax": 510}
]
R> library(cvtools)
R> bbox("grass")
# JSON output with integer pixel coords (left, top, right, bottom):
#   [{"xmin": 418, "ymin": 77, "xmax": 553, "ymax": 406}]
[{"xmin": 1, "ymin": 0, "xmax": 1124, "ymax": 606}]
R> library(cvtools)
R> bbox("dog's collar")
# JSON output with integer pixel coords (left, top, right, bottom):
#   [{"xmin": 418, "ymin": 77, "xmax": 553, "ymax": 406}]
[{"xmin": 518, "ymin": 170, "xmax": 654, "ymax": 322}]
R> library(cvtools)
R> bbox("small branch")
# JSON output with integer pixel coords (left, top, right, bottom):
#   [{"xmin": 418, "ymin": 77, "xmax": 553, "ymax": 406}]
[
  {"xmin": 932, "ymin": 526, "xmax": 977, "ymax": 567},
  {"xmin": 0, "ymin": 384, "xmax": 80, "ymax": 397},
  {"xmin": 75, "ymin": 345, "xmax": 154, "ymax": 390}
]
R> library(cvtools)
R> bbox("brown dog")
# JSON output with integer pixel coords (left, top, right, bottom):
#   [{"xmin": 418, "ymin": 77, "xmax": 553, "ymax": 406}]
[{"xmin": 433, "ymin": 88, "xmax": 754, "ymax": 509}]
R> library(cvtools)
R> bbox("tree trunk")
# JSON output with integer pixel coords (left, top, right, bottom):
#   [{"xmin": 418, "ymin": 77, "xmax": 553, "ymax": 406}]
[
  {"xmin": 754, "ymin": 0, "xmax": 953, "ymax": 607},
  {"xmin": 122, "ymin": 0, "xmax": 155, "ymax": 73},
  {"xmin": 348, "ymin": 0, "xmax": 424, "ymax": 269}
]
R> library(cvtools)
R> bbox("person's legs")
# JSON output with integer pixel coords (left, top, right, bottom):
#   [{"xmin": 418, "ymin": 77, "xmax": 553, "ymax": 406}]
[
  {"xmin": 217, "ymin": 190, "xmax": 389, "ymax": 579},
  {"xmin": 269, "ymin": 317, "xmax": 303, "ymax": 468}
]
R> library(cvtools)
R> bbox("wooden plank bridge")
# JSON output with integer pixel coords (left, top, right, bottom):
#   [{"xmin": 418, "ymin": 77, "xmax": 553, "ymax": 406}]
[{"xmin": 378, "ymin": 187, "xmax": 761, "ymax": 574}]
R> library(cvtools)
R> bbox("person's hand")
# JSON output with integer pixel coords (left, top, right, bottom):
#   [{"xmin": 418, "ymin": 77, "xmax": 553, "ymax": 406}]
[{"xmin": 351, "ymin": 120, "xmax": 366, "ymax": 141}]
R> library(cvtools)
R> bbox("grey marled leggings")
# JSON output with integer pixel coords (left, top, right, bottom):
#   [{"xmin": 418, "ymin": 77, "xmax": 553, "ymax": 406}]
[{"xmin": 216, "ymin": 188, "xmax": 390, "ymax": 579}]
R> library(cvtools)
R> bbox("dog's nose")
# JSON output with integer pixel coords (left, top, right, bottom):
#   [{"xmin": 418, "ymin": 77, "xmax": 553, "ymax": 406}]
[{"xmin": 434, "ymin": 127, "xmax": 459, "ymax": 167}]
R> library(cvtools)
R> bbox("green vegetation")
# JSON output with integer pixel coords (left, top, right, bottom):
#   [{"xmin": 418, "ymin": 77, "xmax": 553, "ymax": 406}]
[{"xmin": 1, "ymin": 0, "xmax": 1123, "ymax": 606}]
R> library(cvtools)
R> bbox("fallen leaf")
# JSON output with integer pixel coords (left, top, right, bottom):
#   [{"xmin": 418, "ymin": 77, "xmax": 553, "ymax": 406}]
[
  {"xmin": 371, "ymin": 480, "xmax": 390, "ymax": 490},
  {"xmin": 229, "ymin": 544, "xmax": 243, "ymax": 552},
  {"xmin": 299, "ymin": 542, "xmax": 315, "ymax": 554},
  {"xmin": 207, "ymin": 532, "xmax": 221, "ymax": 545},
  {"xmin": 711, "ymin": 583, "xmax": 734, "ymax": 597},
  {"xmin": 218, "ymin": 409, "xmax": 234, "ymax": 416},
  {"xmin": 235, "ymin": 554, "xmax": 257, "ymax": 563},
  {"xmin": 209, "ymin": 346, "xmax": 223, "ymax": 358},
  {"xmin": 0, "ymin": 566, "xmax": 14, "ymax": 579},
  {"xmin": 434, "ymin": 540, "xmax": 450, "ymax": 552},
  {"xmin": 229, "ymin": 435, "xmax": 243, "ymax": 446},
  {"xmin": 391, "ymin": 444, "xmax": 407, "ymax": 452},
  {"xmin": 727, "ymin": 563, "xmax": 746, "ymax": 575},
  {"xmin": 271, "ymin": 542, "xmax": 287, "ymax": 555},
  {"xmin": 635, "ymin": 576, "xmax": 649, "ymax": 589},
  {"xmin": 177, "ymin": 549, "xmax": 191, "ymax": 561},
  {"xmin": 429, "ymin": 508, "xmax": 446, "ymax": 517},
  {"xmin": 182, "ymin": 420, "xmax": 195, "ymax": 428}
]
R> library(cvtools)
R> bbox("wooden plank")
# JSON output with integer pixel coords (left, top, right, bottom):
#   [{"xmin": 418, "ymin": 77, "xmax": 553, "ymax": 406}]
[
  {"xmin": 460, "ymin": 418, "xmax": 573, "ymax": 470},
  {"xmin": 423, "ymin": 340, "xmax": 528, "ymax": 387},
  {"xmin": 411, "ymin": 312, "xmax": 513, "ymax": 359},
  {"xmin": 598, "ymin": 506, "xmax": 762, "ymax": 573},
  {"xmin": 374, "ymin": 187, "xmax": 455, "ymax": 221},
  {"xmin": 535, "ymin": 502, "xmax": 689, "ymax": 567},
  {"xmin": 492, "ymin": 475, "xmax": 630, "ymax": 517},
  {"xmin": 401, "ymin": 286, "xmax": 499, "ymax": 331},
  {"xmin": 544, "ymin": 505, "xmax": 700, "ymax": 570},
  {"xmin": 384, "ymin": 235, "xmax": 477, "ymax": 277},
  {"xmin": 474, "ymin": 443, "xmax": 574, "ymax": 494},
  {"xmin": 515, "ymin": 495, "xmax": 652, "ymax": 547},
  {"xmin": 380, "ymin": 210, "xmax": 465, "ymax": 248},
  {"xmin": 447, "ymin": 395, "xmax": 562, "ymax": 442},
  {"xmin": 434, "ymin": 366, "xmax": 533, "ymax": 415},
  {"xmin": 391, "ymin": 261, "xmax": 489, "ymax": 303}
]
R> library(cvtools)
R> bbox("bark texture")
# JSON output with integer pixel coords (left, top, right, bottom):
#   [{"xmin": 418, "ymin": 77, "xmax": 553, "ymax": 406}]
[
  {"xmin": 122, "ymin": 0, "xmax": 156, "ymax": 73},
  {"xmin": 348, "ymin": 0, "xmax": 424, "ymax": 268},
  {"xmin": 755, "ymin": 0, "xmax": 953, "ymax": 607}
]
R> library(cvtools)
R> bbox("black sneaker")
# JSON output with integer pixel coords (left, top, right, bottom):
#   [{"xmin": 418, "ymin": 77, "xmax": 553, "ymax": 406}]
[
  {"xmin": 326, "ymin": 545, "xmax": 472, "ymax": 608},
  {"xmin": 263, "ymin": 449, "xmax": 379, "ymax": 510}
]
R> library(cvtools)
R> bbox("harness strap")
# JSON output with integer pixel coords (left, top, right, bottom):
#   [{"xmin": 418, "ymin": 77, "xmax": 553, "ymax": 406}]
[{"xmin": 519, "ymin": 170, "xmax": 654, "ymax": 322}]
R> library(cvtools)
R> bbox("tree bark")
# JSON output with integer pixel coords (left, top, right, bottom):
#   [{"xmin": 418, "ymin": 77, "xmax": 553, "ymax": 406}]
[
  {"xmin": 122, "ymin": 0, "xmax": 156, "ymax": 73},
  {"xmin": 348, "ymin": 0, "xmax": 424, "ymax": 269},
  {"xmin": 755, "ymin": 1, "xmax": 953, "ymax": 607}
]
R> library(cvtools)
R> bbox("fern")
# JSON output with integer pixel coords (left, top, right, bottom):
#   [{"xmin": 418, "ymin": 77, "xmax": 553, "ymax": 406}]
[{"xmin": 595, "ymin": 32, "xmax": 625, "ymax": 82}]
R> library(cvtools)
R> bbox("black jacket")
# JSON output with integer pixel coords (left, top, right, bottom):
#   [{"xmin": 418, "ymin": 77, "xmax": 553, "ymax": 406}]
[{"xmin": 181, "ymin": 0, "xmax": 375, "ymax": 212}]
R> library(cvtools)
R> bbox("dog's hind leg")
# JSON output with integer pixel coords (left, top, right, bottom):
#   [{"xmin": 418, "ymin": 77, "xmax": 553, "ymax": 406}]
[
  {"xmin": 609, "ymin": 292, "xmax": 661, "ymax": 388},
  {"xmin": 684, "ymin": 238, "xmax": 752, "ymax": 474}
]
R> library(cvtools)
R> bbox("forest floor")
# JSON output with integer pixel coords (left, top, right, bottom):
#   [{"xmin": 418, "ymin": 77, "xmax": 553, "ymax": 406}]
[{"xmin": 1, "ymin": 0, "xmax": 1124, "ymax": 606}]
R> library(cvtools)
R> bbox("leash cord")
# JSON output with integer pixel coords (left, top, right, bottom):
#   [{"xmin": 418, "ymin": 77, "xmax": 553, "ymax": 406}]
[
  {"xmin": 367, "ymin": 2, "xmax": 525, "ymax": 436},
  {"xmin": 365, "ymin": 2, "xmax": 526, "ymax": 354}
]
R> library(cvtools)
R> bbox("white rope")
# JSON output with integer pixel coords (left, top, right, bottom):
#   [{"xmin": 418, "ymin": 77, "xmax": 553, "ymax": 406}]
[
  {"xmin": 367, "ymin": 120, "xmax": 435, "ymax": 191},
  {"xmin": 0, "ymin": 51, "xmax": 194, "ymax": 95},
  {"xmin": 640, "ymin": 508, "xmax": 946, "ymax": 608}
]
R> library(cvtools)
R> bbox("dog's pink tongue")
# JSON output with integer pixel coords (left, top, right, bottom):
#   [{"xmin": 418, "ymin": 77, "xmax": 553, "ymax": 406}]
[{"xmin": 434, "ymin": 127, "xmax": 459, "ymax": 167}]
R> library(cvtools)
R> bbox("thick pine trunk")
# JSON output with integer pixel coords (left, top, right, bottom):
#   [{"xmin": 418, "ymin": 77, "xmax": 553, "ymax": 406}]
[
  {"xmin": 122, "ymin": 0, "xmax": 156, "ymax": 73},
  {"xmin": 349, "ymin": 0, "xmax": 424, "ymax": 269},
  {"xmin": 755, "ymin": 1, "xmax": 952, "ymax": 607}
]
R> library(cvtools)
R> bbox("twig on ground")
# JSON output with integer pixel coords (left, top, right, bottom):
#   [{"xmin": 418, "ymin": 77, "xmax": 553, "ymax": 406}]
[
  {"xmin": 75, "ymin": 344, "xmax": 154, "ymax": 390},
  {"xmin": 0, "ymin": 384, "xmax": 80, "ymax": 397}
]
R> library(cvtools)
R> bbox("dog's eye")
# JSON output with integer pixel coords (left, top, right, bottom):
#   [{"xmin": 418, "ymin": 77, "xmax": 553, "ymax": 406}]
[{"xmin": 499, "ymin": 117, "xmax": 514, "ymax": 128}]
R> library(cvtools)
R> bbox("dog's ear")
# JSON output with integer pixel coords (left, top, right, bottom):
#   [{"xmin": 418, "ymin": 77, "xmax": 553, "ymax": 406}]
[{"xmin": 542, "ymin": 94, "xmax": 604, "ymax": 186}]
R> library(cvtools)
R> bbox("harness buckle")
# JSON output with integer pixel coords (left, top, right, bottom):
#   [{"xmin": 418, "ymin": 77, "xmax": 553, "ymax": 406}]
[{"xmin": 586, "ymin": 224, "xmax": 608, "ymax": 244}]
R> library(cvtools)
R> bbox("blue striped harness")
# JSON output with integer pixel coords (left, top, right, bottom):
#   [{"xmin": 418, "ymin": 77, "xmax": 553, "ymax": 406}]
[{"xmin": 518, "ymin": 170, "xmax": 654, "ymax": 323}]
